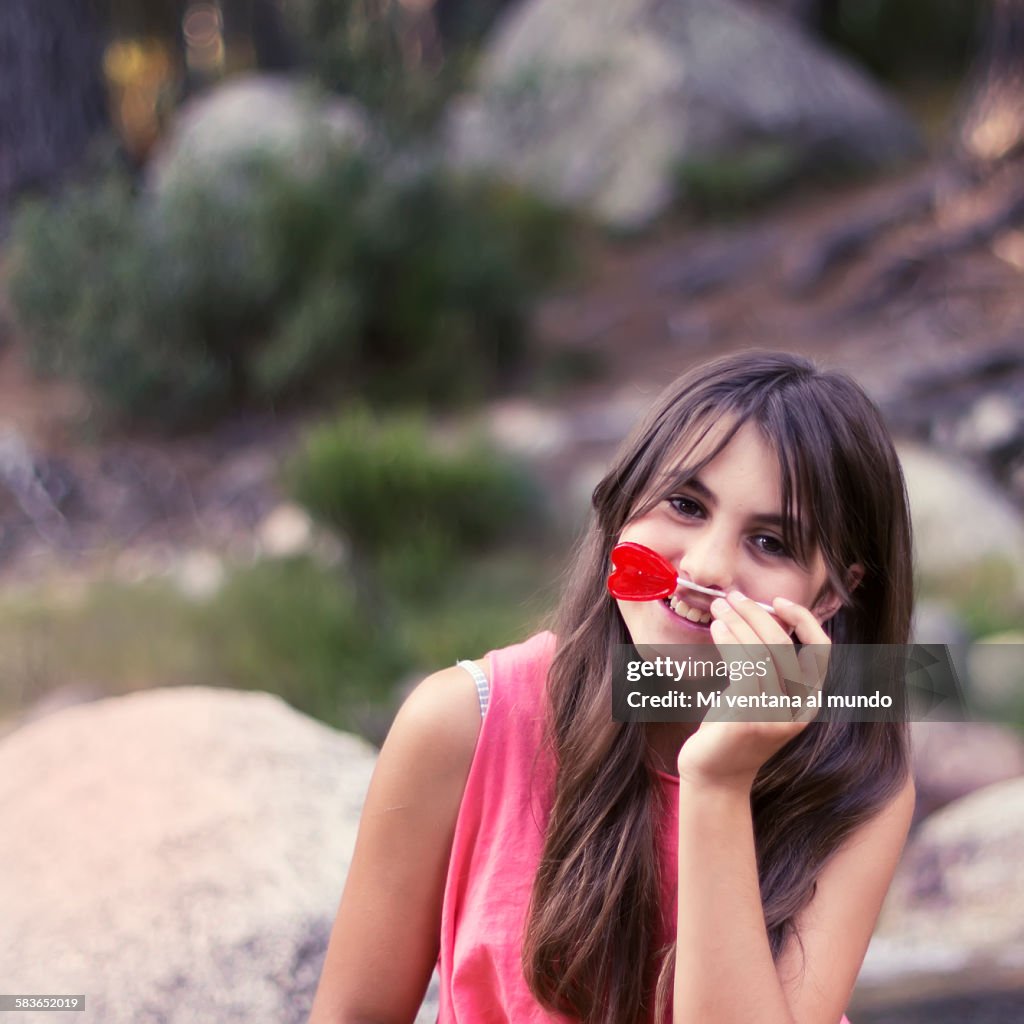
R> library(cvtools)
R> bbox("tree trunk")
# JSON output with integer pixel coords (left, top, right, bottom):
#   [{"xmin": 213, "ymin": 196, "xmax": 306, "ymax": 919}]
[
  {"xmin": 957, "ymin": 0, "xmax": 1024, "ymax": 164},
  {"xmin": 0, "ymin": 0, "xmax": 109, "ymax": 218}
]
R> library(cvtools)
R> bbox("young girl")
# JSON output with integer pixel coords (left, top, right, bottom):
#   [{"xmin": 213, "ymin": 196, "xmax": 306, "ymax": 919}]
[{"xmin": 307, "ymin": 351, "xmax": 917, "ymax": 1024}]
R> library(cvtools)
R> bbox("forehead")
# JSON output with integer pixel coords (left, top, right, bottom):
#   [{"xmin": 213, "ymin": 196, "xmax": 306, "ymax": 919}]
[{"xmin": 653, "ymin": 417, "xmax": 780, "ymax": 492}]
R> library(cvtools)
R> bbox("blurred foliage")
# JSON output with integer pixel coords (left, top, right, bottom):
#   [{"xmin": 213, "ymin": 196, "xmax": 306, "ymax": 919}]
[
  {"xmin": 396, "ymin": 545, "xmax": 556, "ymax": 669},
  {"xmin": 194, "ymin": 554, "xmax": 410, "ymax": 724},
  {"xmin": 673, "ymin": 142, "xmax": 805, "ymax": 220},
  {"xmin": 0, "ymin": 579, "xmax": 203, "ymax": 719},
  {"xmin": 287, "ymin": 402, "xmax": 546, "ymax": 600},
  {"xmin": 819, "ymin": 0, "xmax": 980, "ymax": 84},
  {"xmin": 0, "ymin": 549, "xmax": 554, "ymax": 738},
  {"xmin": 919, "ymin": 555, "xmax": 1024, "ymax": 640},
  {"xmin": 7, "ymin": 173, "xmax": 231, "ymax": 421},
  {"xmin": 7, "ymin": 146, "xmax": 577, "ymax": 430},
  {"xmin": 278, "ymin": 0, "xmax": 466, "ymax": 139},
  {"xmin": 672, "ymin": 140, "xmax": 870, "ymax": 221},
  {"xmin": 344, "ymin": 167, "xmax": 579, "ymax": 406}
]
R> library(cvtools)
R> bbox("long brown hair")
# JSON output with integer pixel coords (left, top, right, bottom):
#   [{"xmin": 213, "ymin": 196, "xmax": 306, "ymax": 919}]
[{"xmin": 522, "ymin": 351, "xmax": 914, "ymax": 1023}]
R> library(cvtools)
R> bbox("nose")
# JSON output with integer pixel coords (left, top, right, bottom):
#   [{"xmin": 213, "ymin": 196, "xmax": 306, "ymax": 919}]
[{"xmin": 677, "ymin": 529, "xmax": 735, "ymax": 595}]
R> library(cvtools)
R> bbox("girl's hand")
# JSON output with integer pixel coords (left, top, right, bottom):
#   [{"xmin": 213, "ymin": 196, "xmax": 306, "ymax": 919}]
[{"xmin": 676, "ymin": 591, "xmax": 830, "ymax": 792}]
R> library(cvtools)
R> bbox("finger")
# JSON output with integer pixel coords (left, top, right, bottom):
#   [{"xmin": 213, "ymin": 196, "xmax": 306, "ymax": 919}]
[
  {"xmin": 709, "ymin": 612, "xmax": 764, "ymax": 682},
  {"xmin": 710, "ymin": 595, "xmax": 769, "ymax": 655},
  {"xmin": 709, "ymin": 619, "xmax": 792, "ymax": 721},
  {"xmin": 717, "ymin": 592, "xmax": 803, "ymax": 699},
  {"xmin": 791, "ymin": 702, "xmax": 819, "ymax": 724},
  {"xmin": 772, "ymin": 597, "xmax": 832, "ymax": 693},
  {"xmin": 725, "ymin": 590, "xmax": 793, "ymax": 644},
  {"xmin": 709, "ymin": 618, "xmax": 762, "ymax": 701},
  {"xmin": 771, "ymin": 597, "xmax": 831, "ymax": 646}
]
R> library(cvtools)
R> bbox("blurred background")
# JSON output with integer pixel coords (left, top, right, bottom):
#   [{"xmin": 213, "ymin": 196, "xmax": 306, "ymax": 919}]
[{"xmin": 0, "ymin": 0, "xmax": 1023, "ymax": 1021}]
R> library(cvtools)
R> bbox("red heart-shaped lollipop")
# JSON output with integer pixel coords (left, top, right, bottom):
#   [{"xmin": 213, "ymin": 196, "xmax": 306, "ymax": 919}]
[{"xmin": 606, "ymin": 541, "xmax": 679, "ymax": 601}]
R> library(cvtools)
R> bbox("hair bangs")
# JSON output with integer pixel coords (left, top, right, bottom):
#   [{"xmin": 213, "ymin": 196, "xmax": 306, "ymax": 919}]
[
  {"xmin": 760, "ymin": 385, "xmax": 845, "ymax": 576},
  {"xmin": 625, "ymin": 405, "xmax": 751, "ymax": 524}
]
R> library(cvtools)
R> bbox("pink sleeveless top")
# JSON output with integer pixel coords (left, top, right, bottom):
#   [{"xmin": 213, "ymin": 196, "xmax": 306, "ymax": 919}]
[{"xmin": 435, "ymin": 630, "xmax": 852, "ymax": 1024}]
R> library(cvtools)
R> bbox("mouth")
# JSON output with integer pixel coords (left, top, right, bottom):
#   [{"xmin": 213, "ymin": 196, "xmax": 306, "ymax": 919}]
[{"xmin": 662, "ymin": 594, "xmax": 712, "ymax": 627}]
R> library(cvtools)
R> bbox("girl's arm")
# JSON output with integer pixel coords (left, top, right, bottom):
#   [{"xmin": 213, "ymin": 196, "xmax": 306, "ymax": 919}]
[
  {"xmin": 673, "ymin": 591, "xmax": 916, "ymax": 1024},
  {"xmin": 673, "ymin": 770, "xmax": 915, "ymax": 1024},
  {"xmin": 306, "ymin": 663, "xmax": 484, "ymax": 1024}
]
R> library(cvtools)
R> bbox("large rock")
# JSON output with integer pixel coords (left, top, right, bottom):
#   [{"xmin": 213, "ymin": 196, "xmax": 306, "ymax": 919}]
[
  {"xmin": 897, "ymin": 442, "xmax": 1024, "ymax": 598},
  {"xmin": 0, "ymin": 686, "xmax": 384, "ymax": 1023},
  {"xmin": 445, "ymin": 0, "xmax": 920, "ymax": 229},
  {"xmin": 148, "ymin": 73, "xmax": 371, "ymax": 199},
  {"xmin": 910, "ymin": 720, "xmax": 1024, "ymax": 826},
  {"xmin": 853, "ymin": 778, "xmax": 1024, "ymax": 1012}
]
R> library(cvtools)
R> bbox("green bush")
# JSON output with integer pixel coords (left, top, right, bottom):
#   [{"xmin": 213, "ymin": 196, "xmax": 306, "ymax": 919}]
[
  {"xmin": 279, "ymin": 0, "xmax": 473, "ymax": 141},
  {"xmin": 10, "ymin": 176, "xmax": 233, "ymax": 425},
  {"xmin": 348, "ymin": 171, "xmax": 575, "ymax": 406},
  {"xmin": 288, "ymin": 403, "xmax": 545, "ymax": 595},
  {"xmin": 671, "ymin": 139, "xmax": 875, "ymax": 221},
  {"xmin": 674, "ymin": 143, "xmax": 804, "ymax": 219},
  {"xmin": 7, "ymin": 150, "xmax": 576, "ymax": 429}
]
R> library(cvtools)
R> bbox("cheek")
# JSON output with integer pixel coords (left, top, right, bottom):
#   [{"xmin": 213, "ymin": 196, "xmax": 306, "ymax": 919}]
[
  {"xmin": 616, "ymin": 513, "xmax": 671, "ymax": 550},
  {"xmin": 774, "ymin": 573, "xmax": 831, "ymax": 619},
  {"xmin": 614, "ymin": 597, "xmax": 650, "ymax": 645}
]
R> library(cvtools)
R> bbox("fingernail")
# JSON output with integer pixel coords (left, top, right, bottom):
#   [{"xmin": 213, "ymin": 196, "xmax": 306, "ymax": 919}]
[
  {"xmin": 711, "ymin": 597, "xmax": 729, "ymax": 613},
  {"xmin": 774, "ymin": 597, "xmax": 794, "ymax": 606},
  {"xmin": 728, "ymin": 589, "xmax": 747, "ymax": 602}
]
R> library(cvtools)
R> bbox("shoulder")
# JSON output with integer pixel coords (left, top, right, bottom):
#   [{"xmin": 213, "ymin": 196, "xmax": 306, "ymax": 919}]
[
  {"xmin": 382, "ymin": 662, "xmax": 485, "ymax": 786},
  {"xmin": 382, "ymin": 630, "xmax": 556, "ymax": 786}
]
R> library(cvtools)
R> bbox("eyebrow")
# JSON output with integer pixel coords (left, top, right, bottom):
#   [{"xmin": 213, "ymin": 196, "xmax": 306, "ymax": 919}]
[{"xmin": 679, "ymin": 478, "xmax": 786, "ymax": 528}]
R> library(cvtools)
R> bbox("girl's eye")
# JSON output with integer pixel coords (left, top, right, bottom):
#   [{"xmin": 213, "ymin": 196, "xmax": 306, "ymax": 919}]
[
  {"xmin": 753, "ymin": 534, "xmax": 788, "ymax": 557},
  {"xmin": 666, "ymin": 499, "xmax": 790, "ymax": 558},
  {"xmin": 668, "ymin": 496, "xmax": 703, "ymax": 518}
]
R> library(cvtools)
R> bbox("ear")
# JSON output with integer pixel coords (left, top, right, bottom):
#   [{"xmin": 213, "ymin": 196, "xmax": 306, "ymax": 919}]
[{"xmin": 812, "ymin": 563, "xmax": 864, "ymax": 624}]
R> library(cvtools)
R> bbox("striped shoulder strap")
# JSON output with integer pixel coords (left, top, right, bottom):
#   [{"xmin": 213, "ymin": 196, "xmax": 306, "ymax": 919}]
[{"xmin": 455, "ymin": 658, "xmax": 490, "ymax": 718}]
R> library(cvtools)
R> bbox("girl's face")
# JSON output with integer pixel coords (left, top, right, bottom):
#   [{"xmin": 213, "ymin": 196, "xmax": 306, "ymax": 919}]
[{"xmin": 615, "ymin": 420, "xmax": 840, "ymax": 646}]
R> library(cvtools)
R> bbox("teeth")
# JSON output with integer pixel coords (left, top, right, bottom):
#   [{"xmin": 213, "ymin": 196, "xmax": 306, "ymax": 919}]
[{"xmin": 668, "ymin": 595, "xmax": 711, "ymax": 625}]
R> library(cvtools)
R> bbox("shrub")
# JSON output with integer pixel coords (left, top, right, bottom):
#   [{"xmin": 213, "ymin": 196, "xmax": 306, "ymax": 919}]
[
  {"xmin": 674, "ymin": 142, "xmax": 805, "ymax": 219},
  {"xmin": 347, "ymin": 170, "xmax": 575, "ymax": 406},
  {"xmin": 7, "ymin": 149, "xmax": 576, "ymax": 429},
  {"xmin": 287, "ymin": 403, "xmax": 545, "ymax": 597},
  {"xmin": 9, "ymin": 176, "xmax": 233, "ymax": 425},
  {"xmin": 279, "ymin": 0, "xmax": 472, "ymax": 141}
]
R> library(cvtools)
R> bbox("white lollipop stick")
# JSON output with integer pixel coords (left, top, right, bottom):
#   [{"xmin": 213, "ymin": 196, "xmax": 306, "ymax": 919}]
[{"xmin": 675, "ymin": 576, "xmax": 777, "ymax": 613}]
